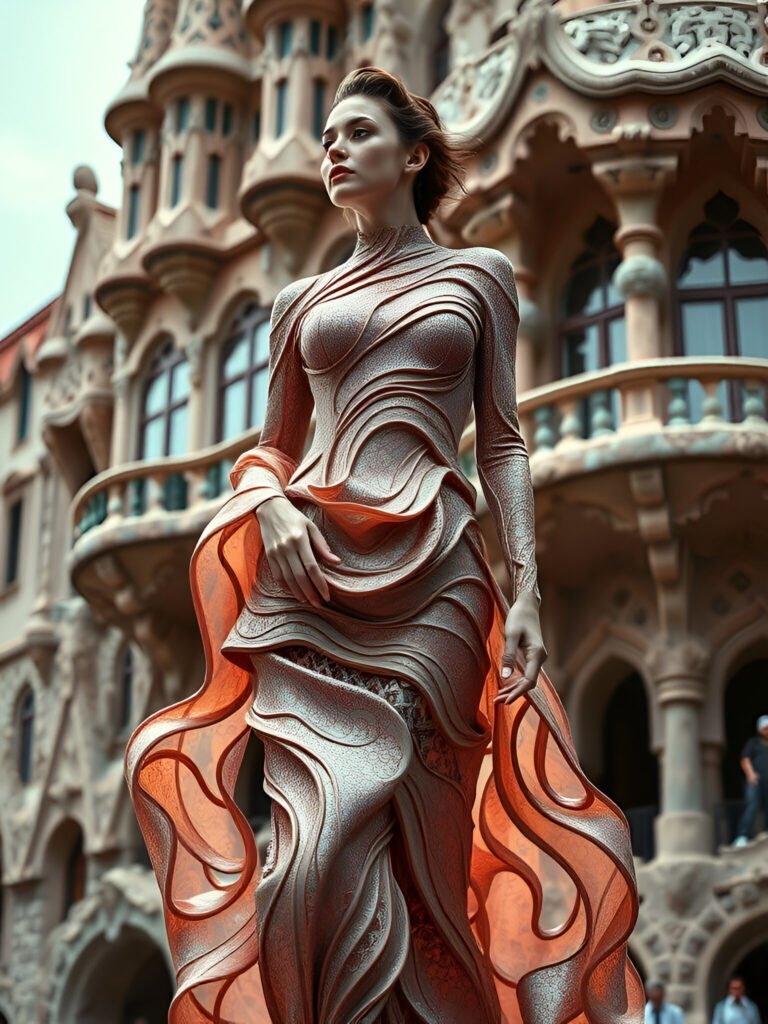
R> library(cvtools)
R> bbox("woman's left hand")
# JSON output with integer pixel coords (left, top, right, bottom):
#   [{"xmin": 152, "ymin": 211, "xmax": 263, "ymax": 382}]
[{"xmin": 495, "ymin": 590, "xmax": 548, "ymax": 705}]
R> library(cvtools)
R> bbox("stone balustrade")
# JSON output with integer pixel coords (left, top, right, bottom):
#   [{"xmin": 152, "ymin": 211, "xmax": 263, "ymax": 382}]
[{"xmin": 71, "ymin": 356, "xmax": 767, "ymax": 547}]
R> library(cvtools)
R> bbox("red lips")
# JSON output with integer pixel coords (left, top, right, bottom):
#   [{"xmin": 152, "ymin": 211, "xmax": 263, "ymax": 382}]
[{"xmin": 329, "ymin": 166, "xmax": 354, "ymax": 182}]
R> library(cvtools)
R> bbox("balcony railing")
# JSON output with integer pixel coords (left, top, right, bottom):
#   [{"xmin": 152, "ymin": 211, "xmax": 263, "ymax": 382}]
[
  {"xmin": 520, "ymin": 356, "xmax": 767, "ymax": 457},
  {"xmin": 71, "ymin": 357, "xmax": 768, "ymax": 543}
]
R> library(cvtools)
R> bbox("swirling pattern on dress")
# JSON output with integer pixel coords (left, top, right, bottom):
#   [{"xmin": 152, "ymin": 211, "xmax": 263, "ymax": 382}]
[{"xmin": 125, "ymin": 223, "xmax": 644, "ymax": 1023}]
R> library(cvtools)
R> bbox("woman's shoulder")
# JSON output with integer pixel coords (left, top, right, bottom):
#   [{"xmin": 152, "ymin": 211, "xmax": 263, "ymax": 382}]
[{"xmin": 271, "ymin": 273, "xmax": 322, "ymax": 324}]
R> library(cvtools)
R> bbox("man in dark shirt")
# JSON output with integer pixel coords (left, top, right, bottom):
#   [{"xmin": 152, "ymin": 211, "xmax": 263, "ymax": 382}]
[{"xmin": 733, "ymin": 714, "xmax": 768, "ymax": 847}]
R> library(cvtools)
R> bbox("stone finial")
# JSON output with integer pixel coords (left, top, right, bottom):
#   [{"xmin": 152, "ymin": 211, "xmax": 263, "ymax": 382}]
[
  {"xmin": 613, "ymin": 254, "xmax": 668, "ymax": 301},
  {"xmin": 73, "ymin": 165, "xmax": 98, "ymax": 195},
  {"xmin": 168, "ymin": 0, "xmax": 250, "ymax": 58}
]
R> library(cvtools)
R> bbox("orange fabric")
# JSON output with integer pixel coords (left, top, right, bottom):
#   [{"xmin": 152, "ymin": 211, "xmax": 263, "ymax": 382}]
[{"xmin": 125, "ymin": 442, "xmax": 643, "ymax": 1023}]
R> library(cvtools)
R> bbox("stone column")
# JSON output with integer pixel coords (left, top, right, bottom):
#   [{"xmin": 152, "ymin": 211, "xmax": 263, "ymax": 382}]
[
  {"xmin": 185, "ymin": 334, "xmax": 206, "ymax": 452},
  {"xmin": 593, "ymin": 156, "xmax": 676, "ymax": 431},
  {"xmin": 651, "ymin": 642, "xmax": 712, "ymax": 857},
  {"xmin": 110, "ymin": 335, "xmax": 133, "ymax": 466}
]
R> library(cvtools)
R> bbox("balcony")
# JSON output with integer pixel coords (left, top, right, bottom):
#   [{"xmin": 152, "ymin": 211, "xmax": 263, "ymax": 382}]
[
  {"xmin": 520, "ymin": 356, "xmax": 768, "ymax": 484},
  {"xmin": 69, "ymin": 356, "xmax": 767, "ymax": 630}
]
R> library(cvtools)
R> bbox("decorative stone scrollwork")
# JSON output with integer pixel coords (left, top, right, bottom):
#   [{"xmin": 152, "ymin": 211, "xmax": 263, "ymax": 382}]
[
  {"xmin": 432, "ymin": 38, "xmax": 521, "ymax": 138},
  {"xmin": 668, "ymin": 5, "xmax": 757, "ymax": 60},
  {"xmin": 564, "ymin": 12, "xmax": 635, "ymax": 64}
]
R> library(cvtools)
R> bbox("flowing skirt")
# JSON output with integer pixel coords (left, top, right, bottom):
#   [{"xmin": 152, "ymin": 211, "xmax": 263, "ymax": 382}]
[
  {"xmin": 124, "ymin": 449, "xmax": 644, "ymax": 1024},
  {"xmin": 226, "ymin": 510, "xmax": 501, "ymax": 1022}
]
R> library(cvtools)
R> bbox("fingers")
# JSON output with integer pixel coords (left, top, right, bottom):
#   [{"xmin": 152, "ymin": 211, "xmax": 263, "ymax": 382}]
[
  {"xmin": 500, "ymin": 626, "xmax": 521, "ymax": 681},
  {"xmin": 285, "ymin": 549, "xmax": 323, "ymax": 607},
  {"xmin": 298, "ymin": 532, "xmax": 330, "ymax": 602},
  {"xmin": 308, "ymin": 521, "xmax": 342, "ymax": 563}
]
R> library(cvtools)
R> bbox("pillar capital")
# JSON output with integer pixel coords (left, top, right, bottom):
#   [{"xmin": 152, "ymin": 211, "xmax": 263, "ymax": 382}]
[{"xmin": 647, "ymin": 638, "xmax": 710, "ymax": 691}]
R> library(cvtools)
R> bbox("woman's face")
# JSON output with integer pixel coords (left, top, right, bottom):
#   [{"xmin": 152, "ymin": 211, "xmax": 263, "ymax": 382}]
[{"xmin": 320, "ymin": 95, "xmax": 428, "ymax": 227}]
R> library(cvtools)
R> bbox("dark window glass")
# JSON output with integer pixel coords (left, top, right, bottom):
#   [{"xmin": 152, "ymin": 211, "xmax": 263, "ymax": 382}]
[
  {"xmin": 118, "ymin": 648, "xmax": 133, "ymax": 733},
  {"xmin": 176, "ymin": 96, "xmax": 190, "ymax": 133},
  {"xmin": 327, "ymin": 25, "xmax": 337, "ymax": 60},
  {"xmin": 252, "ymin": 110, "xmax": 261, "ymax": 144},
  {"xmin": 205, "ymin": 97, "xmax": 218, "ymax": 133},
  {"xmin": 83, "ymin": 294, "xmax": 92, "ymax": 321},
  {"xmin": 222, "ymin": 103, "xmax": 233, "ymax": 136},
  {"xmin": 676, "ymin": 192, "xmax": 768, "ymax": 421},
  {"xmin": 278, "ymin": 21, "xmax": 292, "ymax": 58},
  {"xmin": 275, "ymin": 80, "xmax": 287, "ymax": 137},
  {"xmin": 17, "ymin": 366, "xmax": 31, "ymax": 442},
  {"xmin": 63, "ymin": 831, "xmax": 86, "ymax": 918},
  {"xmin": 310, "ymin": 19, "xmax": 321, "ymax": 55},
  {"xmin": 139, "ymin": 340, "xmax": 189, "ymax": 458},
  {"xmin": 19, "ymin": 688, "xmax": 34, "ymax": 784},
  {"xmin": 218, "ymin": 304, "xmax": 272, "ymax": 441},
  {"xmin": 127, "ymin": 184, "xmax": 140, "ymax": 239},
  {"xmin": 132, "ymin": 129, "xmax": 145, "ymax": 165},
  {"xmin": 432, "ymin": 3, "xmax": 451, "ymax": 88},
  {"xmin": 361, "ymin": 3, "xmax": 375, "ymax": 40},
  {"xmin": 559, "ymin": 217, "xmax": 625, "ymax": 434},
  {"xmin": 5, "ymin": 499, "xmax": 22, "ymax": 587},
  {"xmin": 171, "ymin": 154, "xmax": 183, "ymax": 206},
  {"xmin": 312, "ymin": 79, "xmax": 325, "ymax": 140},
  {"xmin": 206, "ymin": 154, "xmax": 221, "ymax": 209}
]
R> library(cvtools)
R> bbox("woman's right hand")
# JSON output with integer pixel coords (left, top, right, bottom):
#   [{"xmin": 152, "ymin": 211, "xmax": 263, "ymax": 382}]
[{"xmin": 255, "ymin": 495, "xmax": 341, "ymax": 608}]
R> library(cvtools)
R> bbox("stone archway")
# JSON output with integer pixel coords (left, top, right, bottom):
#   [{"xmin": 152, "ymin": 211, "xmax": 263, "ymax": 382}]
[
  {"xmin": 57, "ymin": 924, "xmax": 172, "ymax": 1024},
  {"xmin": 706, "ymin": 909, "xmax": 768, "ymax": 1021},
  {"xmin": 42, "ymin": 865, "xmax": 171, "ymax": 1024},
  {"xmin": 720, "ymin": 658, "xmax": 768, "ymax": 843}
]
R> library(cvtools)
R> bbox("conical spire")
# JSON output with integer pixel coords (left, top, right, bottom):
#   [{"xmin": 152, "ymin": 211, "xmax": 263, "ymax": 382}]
[
  {"xmin": 128, "ymin": 0, "xmax": 179, "ymax": 81},
  {"xmin": 168, "ymin": 0, "xmax": 250, "ymax": 58}
]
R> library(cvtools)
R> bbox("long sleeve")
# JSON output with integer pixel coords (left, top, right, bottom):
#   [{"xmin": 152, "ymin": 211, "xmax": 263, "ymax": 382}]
[
  {"xmin": 472, "ymin": 249, "xmax": 541, "ymax": 606},
  {"xmin": 229, "ymin": 276, "xmax": 317, "ymax": 500}
]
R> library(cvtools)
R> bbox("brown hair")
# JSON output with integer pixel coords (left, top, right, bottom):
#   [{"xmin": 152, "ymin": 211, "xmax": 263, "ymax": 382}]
[{"xmin": 329, "ymin": 66, "xmax": 482, "ymax": 226}]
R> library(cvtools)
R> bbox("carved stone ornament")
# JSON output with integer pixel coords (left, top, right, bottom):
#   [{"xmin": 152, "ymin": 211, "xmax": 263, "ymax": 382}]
[
  {"xmin": 432, "ymin": 37, "xmax": 525, "ymax": 140},
  {"xmin": 613, "ymin": 254, "xmax": 668, "ymax": 300},
  {"xmin": 542, "ymin": 2, "xmax": 768, "ymax": 96}
]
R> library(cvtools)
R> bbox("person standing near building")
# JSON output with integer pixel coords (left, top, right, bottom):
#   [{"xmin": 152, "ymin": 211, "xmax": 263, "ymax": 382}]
[
  {"xmin": 711, "ymin": 976, "xmax": 761, "ymax": 1024},
  {"xmin": 733, "ymin": 714, "xmax": 768, "ymax": 846},
  {"xmin": 644, "ymin": 979, "xmax": 686, "ymax": 1023}
]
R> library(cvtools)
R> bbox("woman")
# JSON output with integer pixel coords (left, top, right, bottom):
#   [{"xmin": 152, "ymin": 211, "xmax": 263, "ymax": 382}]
[{"xmin": 126, "ymin": 68, "xmax": 644, "ymax": 1023}]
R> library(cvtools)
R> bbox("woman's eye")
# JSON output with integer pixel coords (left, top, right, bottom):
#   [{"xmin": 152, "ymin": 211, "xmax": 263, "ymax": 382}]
[{"xmin": 322, "ymin": 128, "xmax": 368, "ymax": 151}]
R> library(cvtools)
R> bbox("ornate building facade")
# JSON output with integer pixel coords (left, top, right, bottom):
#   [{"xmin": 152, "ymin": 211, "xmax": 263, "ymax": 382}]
[{"xmin": 1, "ymin": 1, "xmax": 767, "ymax": 1021}]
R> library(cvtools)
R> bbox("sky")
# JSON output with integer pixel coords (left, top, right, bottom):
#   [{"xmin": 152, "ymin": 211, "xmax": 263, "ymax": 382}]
[{"xmin": 0, "ymin": 0, "xmax": 147, "ymax": 337}]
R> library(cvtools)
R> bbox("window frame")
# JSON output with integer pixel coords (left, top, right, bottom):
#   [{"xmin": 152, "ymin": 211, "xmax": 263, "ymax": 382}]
[
  {"xmin": 138, "ymin": 339, "xmax": 190, "ymax": 460},
  {"xmin": 216, "ymin": 304, "xmax": 272, "ymax": 442}
]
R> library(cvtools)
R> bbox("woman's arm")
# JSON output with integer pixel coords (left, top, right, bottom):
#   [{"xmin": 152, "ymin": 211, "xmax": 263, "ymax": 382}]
[{"xmin": 472, "ymin": 249, "xmax": 541, "ymax": 607}]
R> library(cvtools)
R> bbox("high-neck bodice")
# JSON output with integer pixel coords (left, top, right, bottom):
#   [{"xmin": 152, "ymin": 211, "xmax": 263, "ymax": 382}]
[{"xmin": 352, "ymin": 222, "xmax": 434, "ymax": 256}]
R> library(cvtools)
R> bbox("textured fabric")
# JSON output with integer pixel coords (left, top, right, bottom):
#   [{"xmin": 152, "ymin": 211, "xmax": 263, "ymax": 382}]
[{"xmin": 125, "ymin": 222, "xmax": 644, "ymax": 1023}]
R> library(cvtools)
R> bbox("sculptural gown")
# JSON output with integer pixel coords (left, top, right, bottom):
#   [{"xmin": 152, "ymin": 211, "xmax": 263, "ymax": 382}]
[{"xmin": 125, "ymin": 223, "xmax": 644, "ymax": 1024}]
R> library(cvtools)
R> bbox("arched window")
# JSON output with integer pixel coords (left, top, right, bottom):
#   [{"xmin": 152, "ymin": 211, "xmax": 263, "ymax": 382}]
[
  {"xmin": 139, "ymin": 339, "xmax": 189, "ymax": 459},
  {"xmin": 63, "ymin": 829, "xmax": 86, "ymax": 917},
  {"xmin": 431, "ymin": 1, "xmax": 452, "ymax": 89},
  {"xmin": 117, "ymin": 647, "xmax": 134, "ymax": 735},
  {"xmin": 560, "ymin": 217, "xmax": 626, "ymax": 434},
  {"xmin": 676, "ymin": 191, "xmax": 768, "ymax": 421},
  {"xmin": 218, "ymin": 304, "xmax": 271, "ymax": 441},
  {"xmin": 18, "ymin": 688, "xmax": 34, "ymax": 784}
]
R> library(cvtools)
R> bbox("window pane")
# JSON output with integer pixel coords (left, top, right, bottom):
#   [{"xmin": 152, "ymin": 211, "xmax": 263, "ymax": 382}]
[
  {"xmin": 564, "ymin": 264, "xmax": 603, "ymax": 317},
  {"xmin": 177, "ymin": 96, "xmax": 190, "ymax": 133},
  {"xmin": 144, "ymin": 371, "xmax": 169, "ymax": 417},
  {"xmin": 310, "ymin": 19, "xmax": 321, "ymax": 55},
  {"xmin": 206, "ymin": 154, "xmax": 220, "ymax": 209},
  {"xmin": 223, "ymin": 334, "xmax": 249, "ymax": 378},
  {"xmin": 276, "ymin": 80, "xmax": 287, "ymax": 137},
  {"xmin": 563, "ymin": 324, "xmax": 599, "ymax": 376},
  {"xmin": 171, "ymin": 154, "xmax": 184, "ymax": 206},
  {"xmin": 221, "ymin": 378, "xmax": 248, "ymax": 439},
  {"xmin": 609, "ymin": 316, "xmax": 627, "ymax": 364},
  {"xmin": 680, "ymin": 302, "xmax": 727, "ymax": 357},
  {"xmin": 728, "ymin": 238, "xmax": 768, "ymax": 286},
  {"xmin": 678, "ymin": 238, "xmax": 726, "ymax": 289},
  {"xmin": 222, "ymin": 103, "xmax": 233, "ymax": 136},
  {"xmin": 249, "ymin": 368, "xmax": 270, "ymax": 428},
  {"xmin": 680, "ymin": 302, "xmax": 728, "ymax": 421},
  {"xmin": 171, "ymin": 360, "xmax": 190, "ymax": 403},
  {"xmin": 254, "ymin": 320, "xmax": 270, "ymax": 366},
  {"xmin": 205, "ymin": 97, "xmax": 217, "ymax": 133},
  {"xmin": 168, "ymin": 404, "xmax": 188, "ymax": 456},
  {"xmin": 735, "ymin": 297, "xmax": 768, "ymax": 358},
  {"xmin": 142, "ymin": 416, "xmax": 165, "ymax": 459}
]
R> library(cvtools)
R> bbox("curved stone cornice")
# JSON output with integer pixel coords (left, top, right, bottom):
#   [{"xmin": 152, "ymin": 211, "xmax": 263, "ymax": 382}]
[
  {"xmin": 547, "ymin": 2, "xmax": 768, "ymax": 97},
  {"xmin": 435, "ymin": 2, "xmax": 768, "ymax": 134}
]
